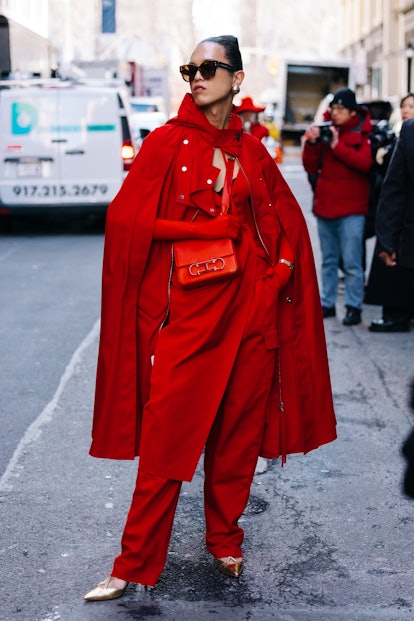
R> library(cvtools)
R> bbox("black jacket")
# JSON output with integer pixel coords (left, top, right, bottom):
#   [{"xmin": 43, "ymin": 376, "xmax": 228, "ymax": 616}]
[
  {"xmin": 402, "ymin": 380, "xmax": 414, "ymax": 499},
  {"xmin": 376, "ymin": 118, "xmax": 414, "ymax": 269}
]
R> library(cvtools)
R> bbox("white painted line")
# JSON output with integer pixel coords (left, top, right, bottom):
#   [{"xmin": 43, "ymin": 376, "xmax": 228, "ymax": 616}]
[
  {"xmin": 0, "ymin": 318, "xmax": 100, "ymax": 492},
  {"xmin": 0, "ymin": 245, "xmax": 20, "ymax": 262}
]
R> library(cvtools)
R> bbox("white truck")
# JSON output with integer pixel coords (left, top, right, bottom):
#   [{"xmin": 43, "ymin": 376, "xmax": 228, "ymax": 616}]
[{"xmin": 279, "ymin": 59, "xmax": 351, "ymax": 145}]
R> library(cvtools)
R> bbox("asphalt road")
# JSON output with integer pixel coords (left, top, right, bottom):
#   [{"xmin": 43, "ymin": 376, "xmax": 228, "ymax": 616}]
[
  {"xmin": 1, "ymin": 160, "xmax": 414, "ymax": 621},
  {"xmin": 0, "ymin": 214, "xmax": 105, "ymax": 476}
]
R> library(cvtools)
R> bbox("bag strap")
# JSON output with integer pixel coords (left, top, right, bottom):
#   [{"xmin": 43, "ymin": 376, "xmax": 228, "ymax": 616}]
[{"xmin": 221, "ymin": 153, "xmax": 235, "ymax": 215}]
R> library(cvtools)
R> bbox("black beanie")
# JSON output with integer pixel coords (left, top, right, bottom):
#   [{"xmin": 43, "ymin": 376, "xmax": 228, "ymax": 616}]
[{"xmin": 330, "ymin": 87, "xmax": 357, "ymax": 111}]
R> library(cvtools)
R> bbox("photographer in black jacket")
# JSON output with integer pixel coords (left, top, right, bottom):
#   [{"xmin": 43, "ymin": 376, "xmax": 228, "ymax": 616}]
[
  {"xmin": 376, "ymin": 117, "xmax": 414, "ymax": 273},
  {"xmin": 374, "ymin": 118, "xmax": 414, "ymax": 497},
  {"xmin": 402, "ymin": 380, "xmax": 414, "ymax": 499}
]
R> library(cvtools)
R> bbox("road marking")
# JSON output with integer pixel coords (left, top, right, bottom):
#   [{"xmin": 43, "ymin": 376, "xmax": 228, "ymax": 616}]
[
  {"xmin": 0, "ymin": 244, "xmax": 20, "ymax": 262},
  {"xmin": 0, "ymin": 318, "xmax": 100, "ymax": 492}
]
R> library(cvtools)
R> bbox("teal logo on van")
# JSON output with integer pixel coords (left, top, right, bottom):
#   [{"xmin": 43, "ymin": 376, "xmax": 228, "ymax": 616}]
[{"xmin": 11, "ymin": 102, "xmax": 38, "ymax": 135}]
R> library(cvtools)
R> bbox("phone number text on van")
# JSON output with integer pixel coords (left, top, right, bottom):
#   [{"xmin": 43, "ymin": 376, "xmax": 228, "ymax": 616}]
[{"xmin": 12, "ymin": 184, "xmax": 109, "ymax": 198}]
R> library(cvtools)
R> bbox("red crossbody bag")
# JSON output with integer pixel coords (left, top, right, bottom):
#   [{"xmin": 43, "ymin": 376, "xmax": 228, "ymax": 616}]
[{"xmin": 173, "ymin": 155, "xmax": 240, "ymax": 288}]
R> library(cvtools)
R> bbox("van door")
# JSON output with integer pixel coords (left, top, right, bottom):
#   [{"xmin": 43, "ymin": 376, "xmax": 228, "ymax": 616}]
[
  {"xmin": 55, "ymin": 87, "xmax": 124, "ymax": 205},
  {"xmin": 0, "ymin": 87, "xmax": 61, "ymax": 207}
]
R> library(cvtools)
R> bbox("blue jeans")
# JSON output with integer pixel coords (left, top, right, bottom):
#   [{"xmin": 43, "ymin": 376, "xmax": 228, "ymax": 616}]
[{"xmin": 317, "ymin": 215, "xmax": 365, "ymax": 310}]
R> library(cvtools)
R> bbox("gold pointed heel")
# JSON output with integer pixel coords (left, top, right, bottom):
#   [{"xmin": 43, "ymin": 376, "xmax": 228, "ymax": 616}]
[
  {"xmin": 84, "ymin": 576, "xmax": 128, "ymax": 601},
  {"xmin": 215, "ymin": 556, "xmax": 244, "ymax": 578}
]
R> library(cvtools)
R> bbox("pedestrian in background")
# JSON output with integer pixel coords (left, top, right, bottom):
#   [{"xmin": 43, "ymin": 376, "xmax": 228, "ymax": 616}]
[
  {"xmin": 302, "ymin": 87, "xmax": 373, "ymax": 326},
  {"xmin": 236, "ymin": 96, "xmax": 269, "ymax": 142},
  {"xmin": 374, "ymin": 115, "xmax": 414, "ymax": 511},
  {"xmin": 84, "ymin": 34, "xmax": 336, "ymax": 602},
  {"xmin": 263, "ymin": 108, "xmax": 281, "ymax": 141},
  {"xmin": 375, "ymin": 116, "xmax": 414, "ymax": 303},
  {"xmin": 365, "ymin": 93, "xmax": 414, "ymax": 332},
  {"xmin": 402, "ymin": 379, "xmax": 414, "ymax": 499}
]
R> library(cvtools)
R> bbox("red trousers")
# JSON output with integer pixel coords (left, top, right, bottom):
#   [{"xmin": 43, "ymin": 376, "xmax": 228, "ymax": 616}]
[{"xmin": 112, "ymin": 277, "xmax": 278, "ymax": 585}]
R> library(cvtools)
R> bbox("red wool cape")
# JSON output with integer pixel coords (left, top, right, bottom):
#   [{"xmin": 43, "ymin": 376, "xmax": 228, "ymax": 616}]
[{"xmin": 90, "ymin": 94, "xmax": 336, "ymax": 481}]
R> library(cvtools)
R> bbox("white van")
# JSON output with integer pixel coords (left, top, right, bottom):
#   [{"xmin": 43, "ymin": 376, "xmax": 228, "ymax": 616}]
[
  {"xmin": 129, "ymin": 95, "xmax": 167, "ymax": 142},
  {"xmin": 0, "ymin": 80, "xmax": 136, "ymax": 215}
]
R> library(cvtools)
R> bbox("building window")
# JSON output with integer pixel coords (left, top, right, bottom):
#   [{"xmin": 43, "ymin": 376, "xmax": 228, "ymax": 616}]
[
  {"xmin": 102, "ymin": 0, "xmax": 116, "ymax": 34},
  {"xmin": 371, "ymin": 66, "xmax": 382, "ymax": 99}
]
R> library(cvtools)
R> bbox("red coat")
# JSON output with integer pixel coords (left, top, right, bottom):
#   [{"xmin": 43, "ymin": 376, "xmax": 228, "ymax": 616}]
[
  {"xmin": 90, "ymin": 94, "xmax": 336, "ymax": 479},
  {"xmin": 302, "ymin": 108, "xmax": 373, "ymax": 219}
]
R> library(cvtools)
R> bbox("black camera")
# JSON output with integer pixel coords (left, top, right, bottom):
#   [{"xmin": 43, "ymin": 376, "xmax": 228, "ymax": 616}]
[
  {"xmin": 316, "ymin": 121, "xmax": 333, "ymax": 143},
  {"xmin": 370, "ymin": 119, "xmax": 395, "ymax": 151}
]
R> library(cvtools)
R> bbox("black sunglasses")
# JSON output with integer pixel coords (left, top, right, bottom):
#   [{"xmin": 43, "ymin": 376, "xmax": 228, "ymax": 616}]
[{"xmin": 179, "ymin": 60, "xmax": 235, "ymax": 82}]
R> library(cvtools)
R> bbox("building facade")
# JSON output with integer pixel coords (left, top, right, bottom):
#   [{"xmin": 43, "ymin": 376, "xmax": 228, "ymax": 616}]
[
  {"xmin": 0, "ymin": 0, "xmax": 54, "ymax": 77},
  {"xmin": 0, "ymin": 0, "xmax": 343, "ymax": 109},
  {"xmin": 340, "ymin": 0, "xmax": 414, "ymax": 100}
]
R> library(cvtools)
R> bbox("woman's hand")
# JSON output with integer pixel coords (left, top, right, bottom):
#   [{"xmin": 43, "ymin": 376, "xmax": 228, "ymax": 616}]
[
  {"xmin": 196, "ymin": 215, "xmax": 242, "ymax": 241},
  {"xmin": 273, "ymin": 261, "xmax": 294, "ymax": 289}
]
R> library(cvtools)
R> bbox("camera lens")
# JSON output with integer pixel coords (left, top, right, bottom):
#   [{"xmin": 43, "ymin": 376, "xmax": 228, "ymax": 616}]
[
  {"xmin": 315, "ymin": 122, "xmax": 332, "ymax": 144},
  {"xmin": 319, "ymin": 126, "xmax": 332, "ymax": 143}
]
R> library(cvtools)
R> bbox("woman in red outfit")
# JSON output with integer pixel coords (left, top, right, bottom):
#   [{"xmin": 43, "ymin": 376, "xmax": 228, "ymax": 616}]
[{"xmin": 84, "ymin": 35, "xmax": 336, "ymax": 602}]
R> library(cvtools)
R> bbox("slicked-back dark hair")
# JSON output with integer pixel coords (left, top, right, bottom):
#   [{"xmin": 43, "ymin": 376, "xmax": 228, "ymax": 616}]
[{"xmin": 201, "ymin": 35, "xmax": 243, "ymax": 71}]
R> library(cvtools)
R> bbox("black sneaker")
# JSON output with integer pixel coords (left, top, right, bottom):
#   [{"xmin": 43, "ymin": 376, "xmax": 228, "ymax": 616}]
[
  {"xmin": 322, "ymin": 305, "xmax": 336, "ymax": 318},
  {"xmin": 343, "ymin": 306, "xmax": 361, "ymax": 326}
]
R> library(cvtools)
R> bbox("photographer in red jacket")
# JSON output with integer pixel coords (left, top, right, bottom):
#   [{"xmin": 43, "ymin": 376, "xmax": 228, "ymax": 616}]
[{"xmin": 302, "ymin": 88, "xmax": 373, "ymax": 326}]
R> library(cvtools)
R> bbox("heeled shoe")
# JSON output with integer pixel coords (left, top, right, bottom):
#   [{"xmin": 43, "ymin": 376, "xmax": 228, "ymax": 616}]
[
  {"xmin": 215, "ymin": 556, "xmax": 244, "ymax": 578},
  {"xmin": 84, "ymin": 576, "xmax": 128, "ymax": 601}
]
